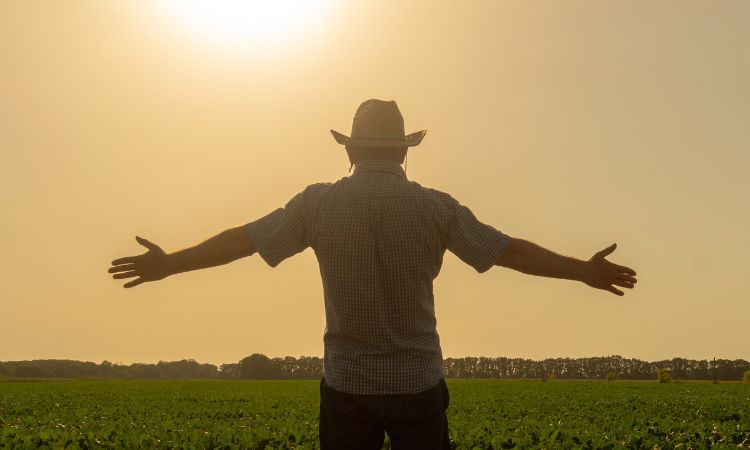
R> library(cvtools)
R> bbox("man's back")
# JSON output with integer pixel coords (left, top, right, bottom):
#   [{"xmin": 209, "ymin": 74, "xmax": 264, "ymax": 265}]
[
  {"xmin": 109, "ymin": 99, "xmax": 635, "ymax": 449},
  {"xmin": 109, "ymin": 99, "xmax": 637, "ymax": 450},
  {"xmin": 246, "ymin": 159, "xmax": 509, "ymax": 394}
]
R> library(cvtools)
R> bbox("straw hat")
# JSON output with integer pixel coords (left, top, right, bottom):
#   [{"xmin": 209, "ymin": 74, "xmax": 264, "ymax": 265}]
[{"xmin": 331, "ymin": 99, "xmax": 426, "ymax": 149}]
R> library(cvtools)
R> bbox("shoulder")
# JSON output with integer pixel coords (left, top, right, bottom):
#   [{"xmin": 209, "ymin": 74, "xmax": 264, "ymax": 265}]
[
  {"xmin": 278, "ymin": 183, "xmax": 332, "ymax": 209},
  {"xmin": 294, "ymin": 182, "xmax": 333, "ymax": 209},
  {"xmin": 302, "ymin": 182, "xmax": 333, "ymax": 196},
  {"xmin": 408, "ymin": 181, "xmax": 460, "ymax": 209}
]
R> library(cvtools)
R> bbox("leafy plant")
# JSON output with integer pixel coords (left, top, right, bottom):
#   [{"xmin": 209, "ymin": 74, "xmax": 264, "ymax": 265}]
[
  {"xmin": 2, "ymin": 379, "xmax": 749, "ymax": 448},
  {"xmin": 657, "ymin": 368, "xmax": 672, "ymax": 383}
]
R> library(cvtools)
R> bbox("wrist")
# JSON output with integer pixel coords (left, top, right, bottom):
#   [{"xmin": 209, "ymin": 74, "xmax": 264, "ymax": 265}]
[
  {"xmin": 163, "ymin": 253, "xmax": 179, "ymax": 277},
  {"xmin": 574, "ymin": 259, "xmax": 592, "ymax": 284}
]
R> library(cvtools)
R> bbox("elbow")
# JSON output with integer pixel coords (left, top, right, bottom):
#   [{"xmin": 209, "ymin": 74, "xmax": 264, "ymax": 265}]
[
  {"xmin": 226, "ymin": 226, "xmax": 257, "ymax": 259},
  {"xmin": 495, "ymin": 236, "xmax": 521, "ymax": 268}
]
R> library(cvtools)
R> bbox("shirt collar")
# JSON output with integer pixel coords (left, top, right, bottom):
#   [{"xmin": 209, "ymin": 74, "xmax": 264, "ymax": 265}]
[{"xmin": 352, "ymin": 160, "xmax": 407, "ymax": 179}]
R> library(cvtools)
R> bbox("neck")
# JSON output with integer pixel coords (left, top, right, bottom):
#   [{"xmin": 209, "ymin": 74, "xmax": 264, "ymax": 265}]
[{"xmin": 346, "ymin": 146, "xmax": 408, "ymax": 165}]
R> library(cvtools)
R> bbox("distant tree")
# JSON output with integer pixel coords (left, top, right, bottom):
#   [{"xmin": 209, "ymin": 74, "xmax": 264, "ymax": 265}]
[
  {"xmin": 14, "ymin": 365, "xmax": 54, "ymax": 378},
  {"xmin": 219, "ymin": 363, "xmax": 240, "ymax": 379},
  {"xmin": 605, "ymin": 371, "xmax": 619, "ymax": 382},
  {"xmin": 129, "ymin": 363, "xmax": 162, "ymax": 378},
  {"xmin": 743, "ymin": 369, "xmax": 750, "ymax": 384},
  {"xmin": 154, "ymin": 359, "xmax": 218, "ymax": 379},
  {"xmin": 294, "ymin": 356, "xmax": 323, "ymax": 379},
  {"xmin": 197, "ymin": 362, "xmax": 219, "ymax": 378},
  {"xmin": 669, "ymin": 357, "xmax": 690, "ymax": 379},
  {"xmin": 1, "ymin": 356, "xmax": 748, "ymax": 381},
  {"xmin": 238, "ymin": 354, "xmax": 282, "ymax": 379},
  {"xmin": 100, "ymin": 361, "xmax": 113, "ymax": 377},
  {"xmin": 657, "ymin": 368, "xmax": 672, "ymax": 383}
]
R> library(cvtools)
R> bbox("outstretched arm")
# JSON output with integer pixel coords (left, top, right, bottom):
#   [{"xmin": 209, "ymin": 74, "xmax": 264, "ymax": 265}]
[
  {"xmin": 108, "ymin": 226, "xmax": 256, "ymax": 288},
  {"xmin": 495, "ymin": 238, "xmax": 637, "ymax": 296}
]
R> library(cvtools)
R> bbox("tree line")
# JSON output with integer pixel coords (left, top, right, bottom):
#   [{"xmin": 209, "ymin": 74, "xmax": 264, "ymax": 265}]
[{"xmin": 1, "ymin": 354, "xmax": 748, "ymax": 381}]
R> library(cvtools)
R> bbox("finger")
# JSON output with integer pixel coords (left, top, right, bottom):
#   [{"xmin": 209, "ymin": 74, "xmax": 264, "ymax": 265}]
[
  {"xmin": 124, "ymin": 278, "xmax": 145, "ymax": 288},
  {"xmin": 616, "ymin": 265, "xmax": 636, "ymax": 276},
  {"xmin": 113, "ymin": 271, "xmax": 138, "ymax": 279},
  {"xmin": 111, "ymin": 256, "xmax": 136, "ymax": 266},
  {"xmin": 605, "ymin": 285, "xmax": 624, "ymax": 296},
  {"xmin": 136, "ymin": 236, "xmax": 159, "ymax": 251},
  {"xmin": 595, "ymin": 243, "xmax": 617, "ymax": 259},
  {"xmin": 108, "ymin": 264, "xmax": 135, "ymax": 274},
  {"xmin": 612, "ymin": 279, "xmax": 635, "ymax": 289},
  {"xmin": 616, "ymin": 274, "xmax": 637, "ymax": 284}
]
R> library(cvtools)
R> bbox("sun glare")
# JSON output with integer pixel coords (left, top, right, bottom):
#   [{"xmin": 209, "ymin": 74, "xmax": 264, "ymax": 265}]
[{"xmin": 159, "ymin": 0, "xmax": 329, "ymax": 47}]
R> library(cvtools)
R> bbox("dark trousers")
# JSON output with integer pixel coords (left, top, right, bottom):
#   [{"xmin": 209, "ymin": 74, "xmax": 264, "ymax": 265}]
[{"xmin": 319, "ymin": 377, "xmax": 451, "ymax": 450}]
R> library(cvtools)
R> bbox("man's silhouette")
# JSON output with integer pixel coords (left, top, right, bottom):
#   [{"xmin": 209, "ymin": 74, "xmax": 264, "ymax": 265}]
[{"xmin": 109, "ymin": 99, "xmax": 637, "ymax": 450}]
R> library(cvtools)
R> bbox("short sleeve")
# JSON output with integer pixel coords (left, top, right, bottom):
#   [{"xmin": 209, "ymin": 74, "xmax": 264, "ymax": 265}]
[
  {"xmin": 446, "ymin": 202, "xmax": 509, "ymax": 273},
  {"xmin": 245, "ymin": 191, "xmax": 310, "ymax": 268}
]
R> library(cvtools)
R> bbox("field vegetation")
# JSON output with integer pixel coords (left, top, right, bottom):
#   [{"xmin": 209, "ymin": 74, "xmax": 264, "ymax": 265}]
[{"xmin": 1, "ymin": 379, "xmax": 748, "ymax": 449}]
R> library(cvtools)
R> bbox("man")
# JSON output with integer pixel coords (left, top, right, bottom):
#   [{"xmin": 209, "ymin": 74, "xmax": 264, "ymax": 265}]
[{"xmin": 109, "ymin": 99, "xmax": 637, "ymax": 449}]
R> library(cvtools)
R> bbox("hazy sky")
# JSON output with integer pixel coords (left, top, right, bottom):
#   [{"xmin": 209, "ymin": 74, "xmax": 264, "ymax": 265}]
[{"xmin": 2, "ymin": 1, "xmax": 748, "ymax": 365}]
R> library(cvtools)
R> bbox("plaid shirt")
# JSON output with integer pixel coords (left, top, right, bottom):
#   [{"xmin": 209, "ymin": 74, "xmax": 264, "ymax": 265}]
[{"xmin": 246, "ymin": 160, "xmax": 509, "ymax": 394}]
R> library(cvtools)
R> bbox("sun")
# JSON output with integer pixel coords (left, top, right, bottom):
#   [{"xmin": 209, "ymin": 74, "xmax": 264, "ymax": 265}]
[{"xmin": 158, "ymin": 0, "xmax": 329, "ymax": 46}]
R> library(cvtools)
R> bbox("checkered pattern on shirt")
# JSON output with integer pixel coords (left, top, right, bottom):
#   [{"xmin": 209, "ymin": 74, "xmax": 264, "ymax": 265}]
[{"xmin": 245, "ymin": 160, "xmax": 509, "ymax": 394}]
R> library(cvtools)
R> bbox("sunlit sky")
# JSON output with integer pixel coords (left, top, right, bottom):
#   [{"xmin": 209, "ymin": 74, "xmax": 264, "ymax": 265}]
[{"xmin": 2, "ymin": 1, "xmax": 748, "ymax": 365}]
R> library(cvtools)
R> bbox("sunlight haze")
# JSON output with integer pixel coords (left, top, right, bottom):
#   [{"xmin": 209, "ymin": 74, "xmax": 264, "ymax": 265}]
[{"xmin": 1, "ymin": 1, "xmax": 748, "ymax": 365}]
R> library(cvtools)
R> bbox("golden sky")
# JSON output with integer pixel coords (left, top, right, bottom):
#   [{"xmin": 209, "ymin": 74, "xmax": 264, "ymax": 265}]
[{"xmin": 2, "ymin": 1, "xmax": 748, "ymax": 365}]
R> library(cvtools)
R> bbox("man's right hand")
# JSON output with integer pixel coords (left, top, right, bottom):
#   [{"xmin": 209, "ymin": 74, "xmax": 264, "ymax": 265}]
[
  {"xmin": 109, "ymin": 236, "xmax": 171, "ymax": 288},
  {"xmin": 582, "ymin": 243, "xmax": 637, "ymax": 296},
  {"xmin": 496, "ymin": 237, "xmax": 637, "ymax": 296}
]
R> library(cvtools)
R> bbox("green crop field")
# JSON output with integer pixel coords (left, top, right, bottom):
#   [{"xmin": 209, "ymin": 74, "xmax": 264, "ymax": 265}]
[{"xmin": 1, "ymin": 379, "xmax": 748, "ymax": 449}]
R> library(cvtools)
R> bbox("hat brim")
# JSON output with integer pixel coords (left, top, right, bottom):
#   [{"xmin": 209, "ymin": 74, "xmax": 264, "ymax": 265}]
[{"xmin": 331, "ymin": 130, "xmax": 426, "ymax": 148}]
